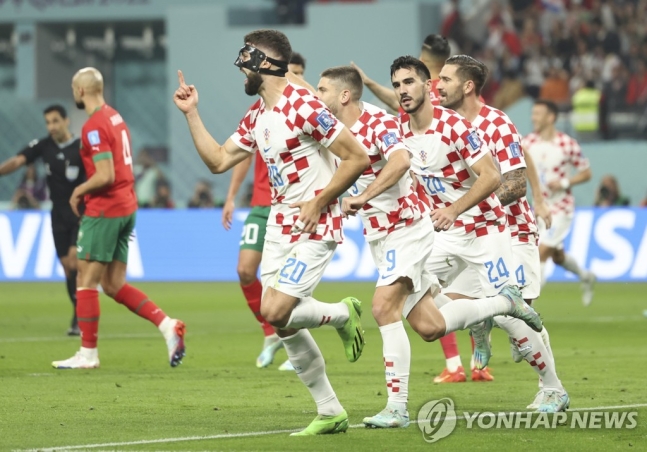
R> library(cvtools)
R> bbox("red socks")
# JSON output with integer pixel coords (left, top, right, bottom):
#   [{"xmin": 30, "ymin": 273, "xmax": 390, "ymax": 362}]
[
  {"xmin": 114, "ymin": 284, "xmax": 166, "ymax": 327},
  {"xmin": 439, "ymin": 332, "xmax": 460, "ymax": 359},
  {"xmin": 241, "ymin": 279, "xmax": 275, "ymax": 337},
  {"xmin": 77, "ymin": 289, "xmax": 100, "ymax": 348}
]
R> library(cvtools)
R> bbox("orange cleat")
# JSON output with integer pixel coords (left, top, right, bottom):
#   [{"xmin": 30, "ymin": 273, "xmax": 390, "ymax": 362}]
[
  {"xmin": 471, "ymin": 367, "xmax": 494, "ymax": 382},
  {"xmin": 433, "ymin": 366, "xmax": 467, "ymax": 383}
]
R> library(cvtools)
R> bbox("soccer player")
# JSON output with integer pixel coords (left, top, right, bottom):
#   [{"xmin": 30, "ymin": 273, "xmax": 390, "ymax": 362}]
[
  {"xmin": 351, "ymin": 34, "xmax": 450, "ymax": 112},
  {"xmin": 523, "ymin": 99, "xmax": 595, "ymax": 306},
  {"xmin": 0, "ymin": 105, "xmax": 84, "ymax": 335},
  {"xmin": 437, "ymin": 55, "xmax": 569, "ymax": 412},
  {"xmin": 52, "ymin": 68, "xmax": 186, "ymax": 369},
  {"xmin": 175, "ymin": 29, "xmax": 370, "ymax": 436},
  {"xmin": 221, "ymin": 58, "xmax": 311, "ymax": 372}
]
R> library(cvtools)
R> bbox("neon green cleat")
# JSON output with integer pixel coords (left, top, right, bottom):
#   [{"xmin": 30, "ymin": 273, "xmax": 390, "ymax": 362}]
[
  {"xmin": 290, "ymin": 410, "xmax": 349, "ymax": 436},
  {"xmin": 337, "ymin": 297, "xmax": 365, "ymax": 362}
]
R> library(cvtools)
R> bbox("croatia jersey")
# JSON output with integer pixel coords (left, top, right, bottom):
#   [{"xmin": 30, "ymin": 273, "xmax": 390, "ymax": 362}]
[
  {"xmin": 251, "ymin": 151, "xmax": 271, "ymax": 207},
  {"xmin": 348, "ymin": 102, "xmax": 427, "ymax": 241},
  {"xmin": 400, "ymin": 106, "xmax": 506, "ymax": 237},
  {"xmin": 80, "ymin": 104, "xmax": 137, "ymax": 218},
  {"xmin": 472, "ymin": 105, "xmax": 538, "ymax": 244},
  {"xmin": 230, "ymin": 82, "xmax": 345, "ymax": 244},
  {"xmin": 522, "ymin": 131, "xmax": 590, "ymax": 216}
]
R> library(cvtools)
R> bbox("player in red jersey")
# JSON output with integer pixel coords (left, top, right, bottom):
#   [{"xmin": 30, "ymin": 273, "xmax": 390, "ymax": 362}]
[
  {"xmin": 52, "ymin": 67, "xmax": 186, "ymax": 369},
  {"xmin": 351, "ymin": 34, "xmax": 451, "ymax": 112}
]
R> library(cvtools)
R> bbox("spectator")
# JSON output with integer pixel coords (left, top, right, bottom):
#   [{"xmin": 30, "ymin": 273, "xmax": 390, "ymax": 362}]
[
  {"xmin": 539, "ymin": 67, "xmax": 571, "ymax": 108},
  {"xmin": 152, "ymin": 179, "xmax": 174, "ymax": 208},
  {"xmin": 135, "ymin": 149, "xmax": 161, "ymax": 208},
  {"xmin": 594, "ymin": 175, "xmax": 630, "ymax": 207},
  {"xmin": 12, "ymin": 164, "xmax": 47, "ymax": 209},
  {"xmin": 626, "ymin": 59, "xmax": 647, "ymax": 106},
  {"xmin": 492, "ymin": 70, "xmax": 525, "ymax": 110},
  {"xmin": 571, "ymin": 79, "xmax": 602, "ymax": 136},
  {"xmin": 188, "ymin": 179, "xmax": 220, "ymax": 208}
]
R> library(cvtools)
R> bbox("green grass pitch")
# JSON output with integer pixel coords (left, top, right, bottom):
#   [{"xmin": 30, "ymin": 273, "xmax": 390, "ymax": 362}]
[{"xmin": 0, "ymin": 282, "xmax": 645, "ymax": 451}]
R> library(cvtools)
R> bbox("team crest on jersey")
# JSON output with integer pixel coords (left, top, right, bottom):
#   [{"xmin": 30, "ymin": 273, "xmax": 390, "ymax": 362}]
[
  {"xmin": 381, "ymin": 132, "xmax": 399, "ymax": 147},
  {"xmin": 263, "ymin": 128, "xmax": 270, "ymax": 145},
  {"xmin": 420, "ymin": 150, "xmax": 428, "ymax": 164},
  {"xmin": 509, "ymin": 142, "xmax": 521, "ymax": 158},
  {"xmin": 316, "ymin": 110, "xmax": 335, "ymax": 132},
  {"xmin": 87, "ymin": 130, "xmax": 101, "ymax": 145},
  {"xmin": 467, "ymin": 131, "xmax": 481, "ymax": 151}
]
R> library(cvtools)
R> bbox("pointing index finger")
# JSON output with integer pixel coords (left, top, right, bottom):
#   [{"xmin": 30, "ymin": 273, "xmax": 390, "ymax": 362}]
[{"xmin": 178, "ymin": 70, "xmax": 186, "ymax": 86}]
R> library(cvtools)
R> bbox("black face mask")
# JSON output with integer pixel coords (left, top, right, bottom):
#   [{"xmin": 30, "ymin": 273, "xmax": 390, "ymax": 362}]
[{"xmin": 234, "ymin": 44, "xmax": 288, "ymax": 77}]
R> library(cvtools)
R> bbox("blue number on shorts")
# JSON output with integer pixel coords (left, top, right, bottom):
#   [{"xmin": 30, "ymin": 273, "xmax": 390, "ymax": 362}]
[
  {"xmin": 422, "ymin": 175, "xmax": 446, "ymax": 195},
  {"xmin": 350, "ymin": 182, "xmax": 359, "ymax": 195},
  {"xmin": 386, "ymin": 249, "xmax": 396, "ymax": 272},
  {"xmin": 484, "ymin": 257, "xmax": 510, "ymax": 283},
  {"xmin": 280, "ymin": 258, "xmax": 307, "ymax": 283},
  {"xmin": 268, "ymin": 164, "xmax": 284, "ymax": 187},
  {"xmin": 515, "ymin": 264, "xmax": 526, "ymax": 286}
]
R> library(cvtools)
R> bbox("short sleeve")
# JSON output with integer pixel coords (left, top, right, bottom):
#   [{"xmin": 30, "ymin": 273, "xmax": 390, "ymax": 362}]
[
  {"xmin": 297, "ymin": 97, "xmax": 344, "ymax": 148},
  {"xmin": 229, "ymin": 100, "xmax": 261, "ymax": 154},
  {"xmin": 452, "ymin": 117, "xmax": 488, "ymax": 167},
  {"xmin": 491, "ymin": 120, "xmax": 526, "ymax": 174},
  {"xmin": 18, "ymin": 137, "xmax": 46, "ymax": 164},
  {"xmin": 374, "ymin": 115, "xmax": 408, "ymax": 160},
  {"xmin": 82, "ymin": 123, "xmax": 112, "ymax": 162}
]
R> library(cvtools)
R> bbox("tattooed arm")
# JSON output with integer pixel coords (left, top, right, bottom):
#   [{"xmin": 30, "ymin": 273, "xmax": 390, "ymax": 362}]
[{"xmin": 495, "ymin": 168, "xmax": 527, "ymax": 206}]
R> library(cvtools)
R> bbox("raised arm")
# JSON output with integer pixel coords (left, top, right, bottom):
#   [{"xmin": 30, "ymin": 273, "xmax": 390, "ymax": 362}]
[
  {"xmin": 174, "ymin": 70, "xmax": 250, "ymax": 174},
  {"xmin": 351, "ymin": 62, "xmax": 400, "ymax": 112}
]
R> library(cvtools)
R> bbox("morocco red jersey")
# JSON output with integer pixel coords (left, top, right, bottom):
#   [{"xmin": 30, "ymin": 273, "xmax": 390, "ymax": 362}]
[
  {"xmin": 251, "ymin": 151, "xmax": 271, "ymax": 207},
  {"xmin": 80, "ymin": 104, "xmax": 137, "ymax": 217}
]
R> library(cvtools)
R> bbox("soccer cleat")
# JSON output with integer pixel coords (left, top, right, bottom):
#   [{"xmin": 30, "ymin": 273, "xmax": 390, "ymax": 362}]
[
  {"xmin": 256, "ymin": 336, "xmax": 284, "ymax": 368},
  {"xmin": 290, "ymin": 410, "xmax": 349, "ymax": 436},
  {"xmin": 537, "ymin": 390, "xmax": 570, "ymax": 413},
  {"xmin": 363, "ymin": 407, "xmax": 410, "ymax": 428},
  {"xmin": 278, "ymin": 359, "xmax": 295, "ymax": 371},
  {"xmin": 509, "ymin": 337, "xmax": 523, "ymax": 363},
  {"xmin": 527, "ymin": 390, "xmax": 544, "ymax": 410},
  {"xmin": 470, "ymin": 318, "xmax": 494, "ymax": 370},
  {"xmin": 471, "ymin": 367, "xmax": 494, "ymax": 382},
  {"xmin": 52, "ymin": 351, "xmax": 99, "ymax": 369},
  {"xmin": 581, "ymin": 271, "xmax": 596, "ymax": 306},
  {"xmin": 165, "ymin": 319, "xmax": 186, "ymax": 367},
  {"xmin": 500, "ymin": 285, "xmax": 543, "ymax": 332},
  {"xmin": 337, "ymin": 297, "xmax": 365, "ymax": 362},
  {"xmin": 433, "ymin": 366, "xmax": 467, "ymax": 383}
]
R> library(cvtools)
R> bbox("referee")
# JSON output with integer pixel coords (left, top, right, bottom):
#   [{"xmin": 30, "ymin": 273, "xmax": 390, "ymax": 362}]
[{"xmin": 0, "ymin": 105, "xmax": 85, "ymax": 335}]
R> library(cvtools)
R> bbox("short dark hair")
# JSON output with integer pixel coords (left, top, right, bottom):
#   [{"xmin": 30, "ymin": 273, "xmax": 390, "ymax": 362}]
[
  {"xmin": 390, "ymin": 55, "xmax": 431, "ymax": 81},
  {"xmin": 444, "ymin": 55, "xmax": 489, "ymax": 95},
  {"xmin": 534, "ymin": 99, "xmax": 559, "ymax": 118},
  {"xmin": 421, "ymin": 34, "xmax": 451, "ymax": 61},
  {"xmin": 290, "ymin": 52, "xmax": 306, "ymax": 69},
  {"xmin": 244, "ymin": 29, "xmax": 292, "ymax": 63},
  {"xmin": 320, "ymin": 65, "xmax": 363, "ymax": 100},
  {"xmin": 43, "ymin": 104, "xmax": 67, "ymax": 119}
]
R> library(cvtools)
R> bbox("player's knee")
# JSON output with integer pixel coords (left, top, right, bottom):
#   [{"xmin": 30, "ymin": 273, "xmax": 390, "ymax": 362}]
[
  {"xmin": 237, "ymin": 265, "xmax": 257, "ymax": 286},
  {"xmin": 101, "ymin": 281, "xmax": 121, "ymax": 298},
  {"xmin": 408, "ymin": 316, "xmax": 444, "ymax": 342},
  {"xmin": 260, "ymin": 302, "xmax": 289, "ymax": 328},
  {"xmin": 553, "ymin": 249, "xmax": 565, "ymax": 264}
]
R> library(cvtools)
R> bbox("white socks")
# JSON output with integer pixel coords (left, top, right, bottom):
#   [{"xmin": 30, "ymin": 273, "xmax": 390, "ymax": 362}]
[
  {"xmin": 285, "ymin": 297, "xmax": 349, "ymax": 329},
  {"xmin": 495, "ymin": 316, "xmax": 563, "ymax": 391},
  {"xmin": 281, "ymin": 329, "xmax": 344, "ymax": 416},
  {"xmin": 80, "ymin": 346, "xmax": 98, "ymax": 360},
  {"xmin": 433, "ymin": 292, "xmax": 453, "ymax": 309},
  {"xmin": 158, "ymin": 316, "xmax": 173, "ymax": 338},
  {"xmin": 446, "ymin": 355, "xmax": 462, "ymax": 373},
  {"xmin": 439, "ymin": 295, "xmax": 510, "ymax": 333},
  {"xmin": 380, "ymin": 321, "xmax": 410, "ymax": 412},
  {"xmin": 560, "ymin": 253, "xmax": 585, "ymax": 279}
]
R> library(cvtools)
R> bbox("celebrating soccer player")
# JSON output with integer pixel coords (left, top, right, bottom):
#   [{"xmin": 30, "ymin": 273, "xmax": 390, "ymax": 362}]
[
  {"xmin": 0, "ymin": 105, "xmax": 84, "ymax": 336},
  {"xmin": 437, "ymin": 55, "xmax": 570, "ymax": 412},
  {"xmin": 52, "ymin": 68, "xmax": 186, "ymax": 369},
  {"xmin": 175, "ymin": 29, "xmax": 370, "ymax": 436}
]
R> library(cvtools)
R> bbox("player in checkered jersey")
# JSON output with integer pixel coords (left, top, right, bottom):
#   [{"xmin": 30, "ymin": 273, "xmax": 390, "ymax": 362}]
[
  {"xmin": 437, "ymin": 55, "xmax": 570, "ymax": 413},
  {"xmin": 524, "ymin": 100, "xmax": 596, "ymax": 306},
  {"xmin": 174, "ymin": 29, "xmax": 371, "ymax": 436},
  {"xmin": 390, "ymin": 54, "xmax": 545, "ymax": 374}
]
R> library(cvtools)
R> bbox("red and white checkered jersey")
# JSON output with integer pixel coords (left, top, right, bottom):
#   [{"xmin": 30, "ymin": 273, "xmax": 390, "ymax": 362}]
[
  {"xmin": 522, "ymin": 131, "xmax": 590, "ymax": 216},
  {"xmin": 348, "ymin": 102, "xmax": 427, "ymax": 241},
  {"xmin": 472, "ymin": 105, "xmax": 537, "ymax": 244},
  {"xmin": 230, "ymin": 82, "xmax": 345, "ymax": 244},
  {"xmin": 400, "ymin": 106, "xmax": 506, "ymax": 237}
]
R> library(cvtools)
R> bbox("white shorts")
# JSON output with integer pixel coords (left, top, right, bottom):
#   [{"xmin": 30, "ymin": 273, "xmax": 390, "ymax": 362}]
[
  {"xmin": 446, "ymin": 237, "xmax": 539, "ymax": 300},
  {"xmin": 260, "ymin": 239, "xmax": 336, "ymax": 299},
  {"xmin": 538, "ymin": 211, "xmax": 573, "ymax": 249},
  {"xmin": 432, "ymin": 230, "xmax": 514, "ymax": 298},
  {"xmin": 369, "ymin": 219, "xmax": 437, "ymax": 318}
]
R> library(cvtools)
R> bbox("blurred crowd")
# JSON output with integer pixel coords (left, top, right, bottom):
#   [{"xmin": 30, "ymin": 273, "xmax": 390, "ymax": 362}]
[{"xmin": 442, "ymin": 0, "xmax": 647, "ymax": 138}]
